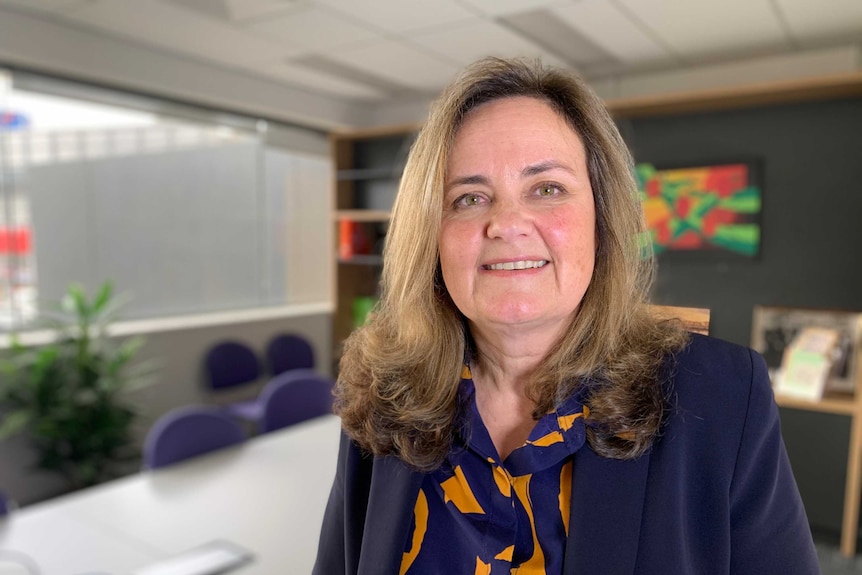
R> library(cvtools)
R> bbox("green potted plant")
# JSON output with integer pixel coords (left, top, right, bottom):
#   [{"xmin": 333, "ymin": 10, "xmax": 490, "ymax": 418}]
[{"xmin": 0, "ymin": 282, "xmax": 150, "ymax": 489}]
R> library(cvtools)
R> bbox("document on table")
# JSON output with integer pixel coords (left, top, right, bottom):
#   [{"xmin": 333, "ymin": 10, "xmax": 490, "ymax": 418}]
[{"xmin": 132, "ymin": 540, "xmax": 253, "ymax": 575}]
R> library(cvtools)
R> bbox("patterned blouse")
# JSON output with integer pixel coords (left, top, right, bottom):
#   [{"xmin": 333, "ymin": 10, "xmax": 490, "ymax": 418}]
[{"xmin": 399, "ymin": 364, "xmax": 588, "ymax": 575}]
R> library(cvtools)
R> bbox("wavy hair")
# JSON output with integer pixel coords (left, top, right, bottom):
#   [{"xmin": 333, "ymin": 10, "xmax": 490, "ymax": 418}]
[{"xmin": 336, "ymin": 57, "xmax": 687, "ymax": 471}]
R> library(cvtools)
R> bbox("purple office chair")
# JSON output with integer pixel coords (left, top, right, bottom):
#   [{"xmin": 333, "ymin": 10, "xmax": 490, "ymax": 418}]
[
  {"xmin": 0, "ymin": 490, "xmax": 13, "ymax": 516},
  {"xmin": 266, "ymin": 333, "xmax": 316, "ymax": 376},
  {"xmin": 258, "ymin": 370, "xmax": 335, "ymax": 434},
  {"xmin": 204, "ymin": 340, "xmax": 264, "ymax": 422},
  {"xmin": 143, "ymin": 406, "xmax": 246, "ymax": 469},
  {"xmin": 205, "ymin": 341, "xmax": 261, "ymax": 390}
]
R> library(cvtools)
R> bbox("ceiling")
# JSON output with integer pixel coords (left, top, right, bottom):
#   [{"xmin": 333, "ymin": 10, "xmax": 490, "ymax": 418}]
[{"xmin": 1, "ymin": 0, "xmax": 861, "ymax": 114}]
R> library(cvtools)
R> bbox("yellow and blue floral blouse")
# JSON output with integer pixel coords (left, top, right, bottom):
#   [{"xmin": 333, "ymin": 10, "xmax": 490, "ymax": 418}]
[{"xmin": 400, "ymin": 364, "xmax": 588, "ymax": 575}]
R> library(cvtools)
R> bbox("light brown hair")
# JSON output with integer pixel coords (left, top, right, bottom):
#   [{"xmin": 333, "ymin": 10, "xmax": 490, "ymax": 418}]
[{"xmin": 336, "ymin": 57, "xmax": 687, "ymax": 471}]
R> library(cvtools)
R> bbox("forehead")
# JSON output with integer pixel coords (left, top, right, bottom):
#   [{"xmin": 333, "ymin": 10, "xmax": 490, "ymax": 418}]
[
  {"xmin": 448, "ymin": 96, "xmax": 586, "ymax": 167},
  {"xmin": 457, "ymin": 95, "xmax": 569, "ymax": 129}
]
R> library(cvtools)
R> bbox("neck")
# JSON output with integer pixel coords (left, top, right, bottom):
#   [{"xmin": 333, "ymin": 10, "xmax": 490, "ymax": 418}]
[
  {"xmin": 466, "ymin": 319, "xmax": 571, "ymax": 460},
  {"xmin": 468, "ymin": 319, "xmax": 565, "ymax": 395}
]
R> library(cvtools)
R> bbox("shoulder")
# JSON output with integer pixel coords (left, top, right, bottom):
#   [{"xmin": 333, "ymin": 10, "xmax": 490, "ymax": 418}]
[
  {"xmin": 673, "ymin": 332, "xmax": 760, "ymax": 382},
  {"xmin": 657, "ymin": 333, "xmax": 773, "ymax": 463},
  {"xmin": 669, "ymin": 333, "xmax": 766, "ymax": 409}
]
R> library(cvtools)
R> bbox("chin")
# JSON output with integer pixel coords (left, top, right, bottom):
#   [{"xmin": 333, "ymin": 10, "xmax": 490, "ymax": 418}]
[{"xmin": 485, "ymin": 306, "xmax": 553, "ymax": 327}]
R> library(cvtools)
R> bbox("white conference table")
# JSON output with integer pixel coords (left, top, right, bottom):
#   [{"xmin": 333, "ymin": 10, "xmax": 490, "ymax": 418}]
[{"xmin": 0, "ymin": 415, "xmax": 342, "ymax": 575}]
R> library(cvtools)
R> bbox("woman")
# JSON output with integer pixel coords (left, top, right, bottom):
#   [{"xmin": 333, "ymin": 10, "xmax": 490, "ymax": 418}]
[{"xmin": 315, "ymin": 58, "xmax": 819, "ymax": 574}]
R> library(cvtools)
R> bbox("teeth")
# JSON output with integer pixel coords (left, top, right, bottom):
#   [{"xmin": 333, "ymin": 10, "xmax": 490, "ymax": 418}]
[{"xmin": 485, "ymin": 260, "xmax": 548, "ymax": 271}]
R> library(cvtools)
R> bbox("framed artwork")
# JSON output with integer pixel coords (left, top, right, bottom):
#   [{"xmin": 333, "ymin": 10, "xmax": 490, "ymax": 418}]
[
  {"xmin": 751, "ymin": 306, "xmax": 862, "ymax": 397},
  {"xmin": 636, "ymin": 160, "xmax": 762, "ymax": 258}
]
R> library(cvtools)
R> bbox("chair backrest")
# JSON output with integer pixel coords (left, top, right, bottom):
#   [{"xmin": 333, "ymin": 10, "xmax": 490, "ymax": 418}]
[
  {"xmin": 258, "ymin": 369, "xmax": 334, "ymax": 433},
  {"xmin": 0, "ymin": 490, "xmax": 11, "ymax": 516},
  {"xmin": 204, "ymin": 340, "xmax": 261, "ymax": 390},
  {"xmin": 266, "ymin": 333, "xmax": 315, "ymax": 376},
  {"xmin": 648, "ymin": 304, "xmax": 711, "ymax": 335},
  {"xmin": 143, "ymin": 406, "xmax": 246, "ymax": 469}
]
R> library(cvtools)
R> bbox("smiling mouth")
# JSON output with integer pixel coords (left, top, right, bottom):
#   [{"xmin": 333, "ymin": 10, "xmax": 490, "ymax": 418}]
[{"xmin": 482, "ymin": 260, "xmax": 549, "ymax": 271}]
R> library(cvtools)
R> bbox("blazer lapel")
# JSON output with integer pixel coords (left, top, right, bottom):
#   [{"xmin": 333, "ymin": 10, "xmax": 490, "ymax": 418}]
[
  {"xmin": 565, "ymin": 446, "xmax": 651, "ymax": 574},
  {"xmin": 357, "ymin": 454, "xmax": 424, "ymax": 575}
]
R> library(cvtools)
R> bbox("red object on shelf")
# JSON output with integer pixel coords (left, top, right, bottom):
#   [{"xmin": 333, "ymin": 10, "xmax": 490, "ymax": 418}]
[
  {"xmin": 339, "ymin": 220, "xmax": 373, "ymax": 260},
  {"xmin": 0, "ymin": 228, "xmax": 31, "ymax": 254},
  {"xmin": 339, "ymin": 220, "xmax": 355, "ymax": 259}
]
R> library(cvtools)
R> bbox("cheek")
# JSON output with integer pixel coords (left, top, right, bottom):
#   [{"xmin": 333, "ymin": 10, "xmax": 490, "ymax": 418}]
[
  {"xmin": 438, "ymin": 220, "xmax": 476, "ymax": 291},
  {"xmin": 547, "ymin": 209, "xmax": 595, "ymax": 254}
]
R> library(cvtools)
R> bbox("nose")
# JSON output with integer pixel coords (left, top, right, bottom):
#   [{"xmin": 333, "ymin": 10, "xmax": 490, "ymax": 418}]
[{"xmin": 486, "ymin": 199, "xmax": 531, "ymax": 240}]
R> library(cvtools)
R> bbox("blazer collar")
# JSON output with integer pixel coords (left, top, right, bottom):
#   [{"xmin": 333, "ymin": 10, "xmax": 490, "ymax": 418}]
[{"xmin": 565, "ymin": 445, "xmax": 651, "ymax": 574}]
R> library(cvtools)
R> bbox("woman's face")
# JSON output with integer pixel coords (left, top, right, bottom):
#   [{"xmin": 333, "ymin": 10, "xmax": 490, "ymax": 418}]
[{"xmin": 439, "ymin": 96, "xmax": 596, "ymax": 337}]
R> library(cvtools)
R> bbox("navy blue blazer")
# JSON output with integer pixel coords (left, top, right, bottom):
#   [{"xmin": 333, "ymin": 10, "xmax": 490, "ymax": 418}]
[{"xmin": 314, "ymin": 334, "xmax": 820, "ymax": 574}]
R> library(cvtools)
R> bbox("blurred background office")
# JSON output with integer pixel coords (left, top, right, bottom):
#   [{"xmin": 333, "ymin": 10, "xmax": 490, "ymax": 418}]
[{"xmin": 1, "ymin": 0, "xmax": 862, "ymax": 569}]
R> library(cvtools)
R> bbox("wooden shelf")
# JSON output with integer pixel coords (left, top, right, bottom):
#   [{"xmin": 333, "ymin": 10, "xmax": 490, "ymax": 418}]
[
  {"xmin": 752, "ymin": 306, "xmax": 862, "ymax": 556},
  {"xmin": 330, "ymin": 127, "xmax": 416, "ymax": 357},
  {"xmin": 775, "ymin": 391, "xmax": 857, "ymax": 416},
  {"xmin": 605, "ymin": 72, "xmax": 862, "ymax": 118},
  {"xmin": 334, "ymin": 210, "xmax": 391, "ymax": 222},
  {"xmin": 332, "ymin": 123, "xmax": 421, "ymax": 140}
]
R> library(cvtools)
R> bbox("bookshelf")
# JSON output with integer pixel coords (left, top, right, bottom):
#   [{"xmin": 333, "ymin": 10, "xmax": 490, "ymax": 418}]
[
  {"xmin": 751, "ymin": 305, "xmax": 862, "ymax": 556},
  {"xmin": 330, "ymin": 124, "xmax": 419, "ymax": 363},
  {"xmin": 774, "ymin": 385, "xmax": 862, "ymax": 557}
]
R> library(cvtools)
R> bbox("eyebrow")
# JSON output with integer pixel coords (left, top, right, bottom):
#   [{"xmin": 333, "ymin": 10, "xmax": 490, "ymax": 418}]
[
  {"xmin": 522, "ymin": 160, "xmax": 576, "ymax": 177},
  {"xmin": 446, "ymin": 160, "xmax": 577, "ymax": 191},
  {"xmin": 445, "ymin": 174, "xmax": 489, "ymax": 190}
]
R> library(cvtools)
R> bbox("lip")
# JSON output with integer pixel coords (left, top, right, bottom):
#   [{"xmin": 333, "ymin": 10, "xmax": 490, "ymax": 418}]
[{"xmin": 480, "ymin": 257, "xmax": 550, "ymax": 271}]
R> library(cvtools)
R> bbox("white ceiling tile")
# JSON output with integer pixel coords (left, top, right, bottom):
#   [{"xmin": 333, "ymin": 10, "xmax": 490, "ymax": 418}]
[
  {"xmin": 254, "ymin": 62, "xmax": 388, "ymax": 100},
  {"xmin": 318, "ymin": 0, "xmax": 475, "ymax": 35},
  {"xmin": 773, "ymin": 0, "xmax": 862, "ymax": 44},
  {"xmin": 324, "ymin": 38, "xmax": 461, "ymax": 91},
  {"xmin": 222, "ymin": 0, "xmax": 313, "ymax": 22},
  {"xmin": 500, "ymin": 9, "xmax": 613, "ymax": 67},
  {"xmin": 0, "ymin": 0, "xmax": 92, "ymax": 11},
  {"xmin": 242, "ymin": 4, "xmax": 382, "ymax": 53},
  {"xmin": 551, "ymin": 0, "xmax": 672, "ymax": 65},
  {"xmin": 171, "ymin": 0, "xmax": 230, "ymax": 20},
  {"xmin": 411, "ymin": 18, "xmax": 569, "ymax": 68},
  {"xmin": 616, "ymin": 0, "xmax": 792, "ymax": 62},
  {"xmin": 456, "ymin": 0, "xmax": 569, "ymax": 17},
  {"xmin": 58, "ymin": 0, "xmax": 294, "ymax": 66},
  {"xmin": 5, "ymin": 0, "xmax": 862, "ymax": 111}
]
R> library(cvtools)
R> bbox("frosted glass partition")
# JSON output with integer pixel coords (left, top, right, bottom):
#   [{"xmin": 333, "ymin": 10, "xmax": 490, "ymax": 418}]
[
  {"xmin": 28, "ymin": 142, "xmax": 262, "ymax": 318},
  {"xmin": 0, "ymin": 72, "xmax": 331, "ymax": 331}
]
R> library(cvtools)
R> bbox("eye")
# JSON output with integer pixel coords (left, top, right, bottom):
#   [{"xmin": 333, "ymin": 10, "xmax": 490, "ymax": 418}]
[
  {"xmin": 453, "ymin": 193, "xmax": 484, "ymax": 207},
  {"xmin": 535, "ymin": 183, "xmax": 562, "ymax": 197}
]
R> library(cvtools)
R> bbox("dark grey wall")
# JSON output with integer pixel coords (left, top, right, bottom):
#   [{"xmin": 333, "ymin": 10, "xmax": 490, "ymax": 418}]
[{"xmin": 619, "ymin": 98, "xmax": 862, "ymax": 533}]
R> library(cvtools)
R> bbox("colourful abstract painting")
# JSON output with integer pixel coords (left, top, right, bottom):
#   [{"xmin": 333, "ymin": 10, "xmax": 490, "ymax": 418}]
[{"xmin": 636, "ymin": 162, "xmax": 761, "ymax": 257}]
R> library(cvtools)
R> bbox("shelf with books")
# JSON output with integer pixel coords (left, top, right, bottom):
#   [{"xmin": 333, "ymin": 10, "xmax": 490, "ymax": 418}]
[
  {"xmin": 330, "ymin": 126, "xmax": 417, "ymax": 359},
  {"xmin": 751, "ymin": 305, "xmax": 862, "ymax": 556},
  {"xmin": 334, "ymin": 210, "xmax": 391, "ymax": 222}
]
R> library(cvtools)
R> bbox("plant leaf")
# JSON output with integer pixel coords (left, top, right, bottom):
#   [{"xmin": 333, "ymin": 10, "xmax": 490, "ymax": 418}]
[
  {"xmin": 0, "ymin": 411, "xmax": 32, "ymax": 439},
  {"xmin": 92, "ymin": 282, "xmax": 113, "ymax": 315}
]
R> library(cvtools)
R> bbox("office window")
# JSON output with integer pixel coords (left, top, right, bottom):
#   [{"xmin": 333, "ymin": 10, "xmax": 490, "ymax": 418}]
[{"xmin": 0, "ymin": 70, "xmax": 330, "ymax": 331}]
